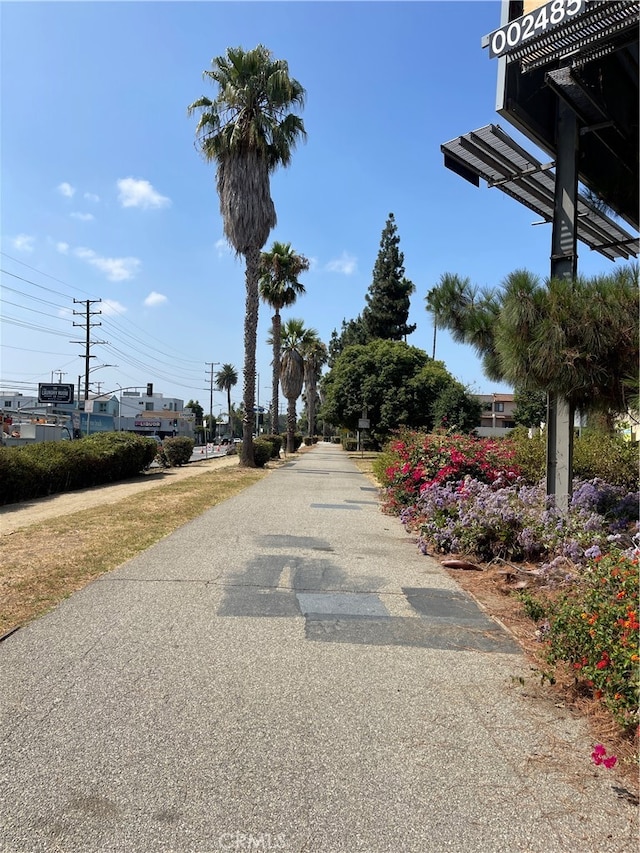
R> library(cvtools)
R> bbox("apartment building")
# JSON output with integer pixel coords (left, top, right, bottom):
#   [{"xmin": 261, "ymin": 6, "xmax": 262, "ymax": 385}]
[{"xmin": 474, "ymin": 393, "xmax": 516, "ymax": 437}]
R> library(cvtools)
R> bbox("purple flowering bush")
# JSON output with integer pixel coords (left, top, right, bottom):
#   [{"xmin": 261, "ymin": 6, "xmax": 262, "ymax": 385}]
[{"xmin": 403, "ymin": 476, "xmax": 638, "ymax": 572}]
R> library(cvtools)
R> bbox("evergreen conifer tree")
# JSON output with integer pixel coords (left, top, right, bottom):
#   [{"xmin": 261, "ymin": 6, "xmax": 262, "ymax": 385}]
[{"xmin": 362, "ymin": 213, "xmax": 416, "ymax": 341}]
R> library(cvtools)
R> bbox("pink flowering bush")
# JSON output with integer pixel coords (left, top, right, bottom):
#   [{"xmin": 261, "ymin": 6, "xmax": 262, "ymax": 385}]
[{"xmin": 373, "ymin": 429, "xmax": 520, "ymax": 514}]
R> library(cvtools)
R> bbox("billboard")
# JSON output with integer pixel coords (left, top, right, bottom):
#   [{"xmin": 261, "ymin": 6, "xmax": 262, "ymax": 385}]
[
  {"xmin": 38, "ymin": 383, "xmax": 74, "ymax": 404},
  {"xmin": 490, "ymin": 0, "xmax": 639, "ymax": 230}
]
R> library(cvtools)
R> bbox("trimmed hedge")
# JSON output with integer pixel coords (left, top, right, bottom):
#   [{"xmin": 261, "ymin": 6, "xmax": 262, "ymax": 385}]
[
  {"xmin": 260, "ymin": 434, "xmax": 282, "ymax": 458},
  {"xmin": 0, "ymin": 433, "xmax": 158, "ymax": 506},
  {"xmin": 163, "ymin": 436, "xmax": 195, "ymax": 466},
  {"xmin": 253, "ymin": 439, "xmax": 273, "ymax": 468},
  {"xmin": 280, "ymin": 433, "xmax": 303, "ymax": 452}
]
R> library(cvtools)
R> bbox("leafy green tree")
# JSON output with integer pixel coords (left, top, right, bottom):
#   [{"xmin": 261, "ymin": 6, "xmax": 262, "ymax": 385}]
[
  {"xmin": 186, "ymin": 399, "xmax": 205, "ymax": 442},
  {"xmin": 431, "ymin": 382, "xmax": 482, "ymax": 433},
  {"xmin": 513, "ymin": 389, "xmax": 547, "ymax": 428},
  {"xmin": 279, "ymin": 318, "xmax": 307, "ymax": 453},
  {"xmin": 188, "ymin": 45, "xmax": 306, "ymax": 467},
  {"xmin": 320, "ymin": 339, "xmax": 475, "ymax": 446},
  {"xmin": 259, "ymin": 241, "xmax": 309, "ymax": 435},
  {"xmin": 362, "ymin": 213, "xmax": 416, "ymax": 341},
  {"xmin": 214, "ymin": 364, "xmax": 238, "ymax": 438}
]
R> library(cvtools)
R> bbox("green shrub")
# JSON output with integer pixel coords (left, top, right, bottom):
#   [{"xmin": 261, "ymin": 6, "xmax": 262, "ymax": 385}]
[
  {"xmin": 518, "ymin": 591, "xmax": 548, "ymax": 623},
  {"xmin": 509, "ymin": 426, "xmax": 639, "ymax": 490},
  {"xmin": 303, "ymin": 436, "xmax": 313, "ymax": 446},
  {"xmin": 342, "ymin": 438, "xmax": 358, "ymax": 451},
  {"xmin": 0, "ymin": 432, "xmax": 157, "ymax": 506},
  {"xmin": 261, "ymin": 434, "xmax": 282, "ymax": 458},
  {"xmin": 280, "ymin": 433, "xmax": 303, "ymax": 452},
  {"xmin": 545, "ymin": 550, "xmax": 639, "ymax": 729},
  {"xmin": 253, "ymin": 439, "xmax": 272, "ymax": 468},
  {"xmin": 573, "ymin": 431, "xmax": 639, "ymax": 490},
  {"xmin": 509, "ymin": 426, "xmax": 546, "ymax": 484},
  {"xmin": 163, "ymin": 436, "xmax": 195, "ymax": 466}
]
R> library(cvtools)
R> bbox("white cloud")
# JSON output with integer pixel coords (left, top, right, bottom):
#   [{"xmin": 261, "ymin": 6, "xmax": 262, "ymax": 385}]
[
  {"xmin": 101, "ymin": 299, "xmax": 127, "ymax": 316},
  {"xmin": 74, "ymin": 246, "xmax": 141, "ymax": 282},
  {"xmin": 144, "ymin": 291, "xmax": 168, "ymax": 307},
  {"xmin": 70, "ymin": 212, "xmax": 95, "ymax": 221},
  {"xmin": 11, "ymin": 234, "xmax": 35, "ymax": 252},
  {"xmin": 117, "ymin": 177, "xmax": 171, "ymax": 210},
  {"xmin": 84, "ymin": 192, "xmax": 100, "ymax": 202},
  {"xmin": 215, "ymin": 238, "xmax": 231, "ymax": 257},
  {"xmin": 56, "ymin": 241, "xmax": 70, "ymax": 254},
  {"xmin": 326, "ymin": 252, "xmax": 357, "ymax": 275},
  {"xmin": 57, "ymin": 182, "xmax": 76, "ymax": 198}
]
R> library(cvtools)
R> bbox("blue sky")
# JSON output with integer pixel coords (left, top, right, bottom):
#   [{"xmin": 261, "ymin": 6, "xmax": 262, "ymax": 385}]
[{"xmin": 1, "ymin": 0, "xmax": 630, "ymax": 414}]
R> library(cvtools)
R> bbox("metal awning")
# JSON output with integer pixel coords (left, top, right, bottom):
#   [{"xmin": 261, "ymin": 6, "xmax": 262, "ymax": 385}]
[
  {"xmin": 441, "ymin": 124, "xmax": 639, "ymax": 262},
  {"xmin": 486, "ymin": 1, "xmax": 639, "ymax": 72}
]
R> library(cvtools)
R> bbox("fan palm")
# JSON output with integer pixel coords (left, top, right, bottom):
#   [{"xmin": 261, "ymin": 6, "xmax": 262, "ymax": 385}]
[
  {"xmin": 215, "ymin": 363, "xmax": 238, "ymax": 438},
  {"xmin": 300, "ymin": 330, "xmax": 327, "ymax": 439},
  {"xmin": 259, "ymin": 241, "xmax": 309, "ymax": 435},
  {"xmin": 279, "ymin": 318, "xmax": 308, "ymax": 453},
  {"xmin": 188, "ymin": 45, "xmax": 306, "ymax": 466}
]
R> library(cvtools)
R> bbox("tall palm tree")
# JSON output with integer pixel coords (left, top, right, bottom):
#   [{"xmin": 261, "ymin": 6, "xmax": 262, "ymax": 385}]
[
  {"xmin": 300, "ymin": 329, "xmax": 327, "ymax": 439},
  {"xmin": 259, "ymin": 241, "xmax": 309, "ymax": 435},
  {"xmin": 188, "ymin": 46, "xmax": 306, "ymax": 467},
  {"xmin": 424, "ymin": 273, "xmax": 476, "ymax": 359},
  {"xmin": 279, "ymin": 318, "xmax": 307, "ymax": 453},
  {"xmin": 215, "ymin": 363, "xmax": 238, "ymax": 438}
]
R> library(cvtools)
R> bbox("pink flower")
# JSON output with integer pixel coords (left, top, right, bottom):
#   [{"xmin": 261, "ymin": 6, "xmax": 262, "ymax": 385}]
[{"xmin": 591, "ymin": 744, "xmax": 617, "ymax": 768}]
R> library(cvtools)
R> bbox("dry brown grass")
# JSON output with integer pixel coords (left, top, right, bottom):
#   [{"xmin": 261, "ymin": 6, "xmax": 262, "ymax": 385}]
[{"xmin": 1, "ymin": 465, "xmax": 265, "ymax": 636}]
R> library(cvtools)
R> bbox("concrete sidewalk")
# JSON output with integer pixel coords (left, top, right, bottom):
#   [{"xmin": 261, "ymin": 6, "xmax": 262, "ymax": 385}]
[{"xmin": 0, "ymin": 443, "xmax": 637, "ymax": 852}]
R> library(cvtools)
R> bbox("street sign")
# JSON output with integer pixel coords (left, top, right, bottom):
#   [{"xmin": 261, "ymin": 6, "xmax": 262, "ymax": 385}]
[
  {"xmin": 358, "ymin": 418, "xmax": 370, "ymax": 430},
  {"xmin": 38, "ymin": 383, "xmax": 74, "ymax": 404}
]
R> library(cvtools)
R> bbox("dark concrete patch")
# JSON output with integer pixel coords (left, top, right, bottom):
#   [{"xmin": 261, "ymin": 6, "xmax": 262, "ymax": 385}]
[
  {"xmin": 304, "ymin": 615, "xmax": 520, "ymax": 653},
  {"xmin": 310, "ymin": 503, "xmax": 361, "ymax": 510},
  {"xmin": 403, "ymin": 587, "xmax": 495, "ymax": 627},
  {"xmin": 218, "ymin": 588, "xmax": 300, "ymax": 617},
  {"xmin": 256, "ymin": 535, "xmax": 333, "ymax": 551},
  {"xmin": 297, "ymin": 592, "xmax": 389, "ymax": 617},
  {"xmin": 283, "ymin": 468, "xmax": 330, "ymax": 474},
  {"xmin": 344, "ymin": 499, "xmax": 379, "ymax": 505}
]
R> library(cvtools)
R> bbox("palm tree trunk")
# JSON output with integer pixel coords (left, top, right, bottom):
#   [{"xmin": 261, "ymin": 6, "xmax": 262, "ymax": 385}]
[
  {"xmin": 307, "ymin": 379, "xmax": 316, "ymax": 439},
  {"xmin": 272, "ymin": 311, "xmax": 281, "ymax": 435},
  {"xmin": 227, "ymin": 386, "xmax": 232, "ymax": 437},
  {"xmin": 287, "ymin": 397, "xmax": 296, "ymax": 453},
  {"xmin": 240, "ymin": 246, "xmax": 260, "ymax": 467}
]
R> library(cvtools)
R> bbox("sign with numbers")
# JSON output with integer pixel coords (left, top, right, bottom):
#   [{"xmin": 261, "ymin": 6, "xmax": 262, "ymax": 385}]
[{"xmin": 487, "ymin": 0, "xmax": 585, "ymax": 59}]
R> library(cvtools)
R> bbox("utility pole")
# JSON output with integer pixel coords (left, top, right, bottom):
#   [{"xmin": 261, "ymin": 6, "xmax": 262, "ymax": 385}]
[
  {"xmin": 71, "ymin": 299, "xmax": 107, "ymax": 400},
  {"xmin": 205, "ymin": 361, "xmax": 220, "ymax": 445}
]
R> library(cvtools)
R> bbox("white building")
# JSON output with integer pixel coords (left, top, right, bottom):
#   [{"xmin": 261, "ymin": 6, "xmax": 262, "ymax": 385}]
[{"xmin": 1, "ymin": 389, "xmax": 194, "ymax": 441}]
